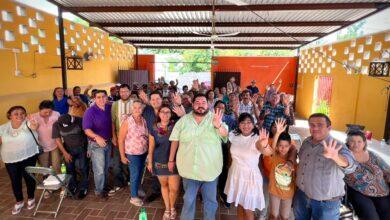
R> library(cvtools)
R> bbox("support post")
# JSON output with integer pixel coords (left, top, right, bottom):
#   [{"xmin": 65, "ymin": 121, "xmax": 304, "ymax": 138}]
[{"xmin": 58, "ymin": 7, "xmax": 67, "ymax": 89}]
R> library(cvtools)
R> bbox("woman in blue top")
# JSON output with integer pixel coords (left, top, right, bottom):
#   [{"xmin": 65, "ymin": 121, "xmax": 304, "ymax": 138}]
[
  {"xmin": 52, "ymin": 87, "xmax": 69, "ymax": 115},
  {"xmin": 147, "ymin": 104, "xmax": 179, "ymax": 220}
]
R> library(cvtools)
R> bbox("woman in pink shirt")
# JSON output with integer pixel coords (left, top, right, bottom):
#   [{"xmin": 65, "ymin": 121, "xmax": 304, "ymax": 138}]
[
  {"xmin": 118, "ymin": 100, "xmax": 149, "ymax": 206},
  {"xmin": 32, "ymin": 100, "xmax": 61, "ymax": 174}
]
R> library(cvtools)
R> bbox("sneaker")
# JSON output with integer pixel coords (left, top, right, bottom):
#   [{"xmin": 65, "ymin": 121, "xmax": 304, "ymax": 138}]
[
  {"xmin": 78, "ymin": 189, "xmax": 88, "ymax": 200},
  {"xmin": 109, "ymin": 186, "xmax": 121, "ymax": 195},
  {"xmin": 130, "ymin": 197, "xmax": 143, "ymax": 207},
  {"xmin": 12, "ymin": 202, "xmax": 24, "ymax": 215},
  {"xmin": 27, "ymin": 199, "xmax": 35, "ymax": 210}
]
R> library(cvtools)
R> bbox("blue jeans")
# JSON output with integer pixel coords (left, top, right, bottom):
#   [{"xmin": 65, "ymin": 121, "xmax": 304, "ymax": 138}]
[
  {"xmin": 293, "ymin": 188, "xmax": 341, "ymax": 220},
  {"xmin": 66, "ymin": 146, "xmax": 89, "ymax": 191},
  {"xmin": 127, "ymin": 153, "xmax": 147, "ymax": 197},
  {"xmin": 181, "ymin": 177, "xmax": 218, "ymax": 220},
  {"xmin": 90, "ymin": 141, "xmax": 112, "ymax": 194}
]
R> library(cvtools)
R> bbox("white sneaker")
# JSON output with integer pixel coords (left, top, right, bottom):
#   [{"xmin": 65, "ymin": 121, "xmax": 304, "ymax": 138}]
[
  {"xmin": 12, "ymin": 202, "xmax": 24, "ymax": 215},
  {"xmin": 27, "ymin": 199, "xmax": 35, "ymax": 210},
  {"xmin": 109, "ymin": 187, "xmax": 121, "ymax": 194},
  {"xmin": 130, "ymin": 197, "xmax": 143, "ymax": 207}
]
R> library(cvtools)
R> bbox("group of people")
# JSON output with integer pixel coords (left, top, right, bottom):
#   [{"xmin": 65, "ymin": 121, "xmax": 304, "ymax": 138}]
[{"xmin": 0, "ymin": 77, "xmax": 389, "ymax": 220}]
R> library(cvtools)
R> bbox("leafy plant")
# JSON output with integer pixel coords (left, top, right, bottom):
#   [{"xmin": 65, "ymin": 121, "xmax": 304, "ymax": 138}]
[{"xmin": 314, "ymin": 100, "xmax": 330, "ymax": 116}]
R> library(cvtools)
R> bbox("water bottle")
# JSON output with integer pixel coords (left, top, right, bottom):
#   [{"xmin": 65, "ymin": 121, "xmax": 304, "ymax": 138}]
[
  {"xmin": 139, "ymin": 207, "xmax": 147, "ymax": 220},
  {"xmin": 61, "ymin": 163, "xmax": 67, "ymax": 174}
]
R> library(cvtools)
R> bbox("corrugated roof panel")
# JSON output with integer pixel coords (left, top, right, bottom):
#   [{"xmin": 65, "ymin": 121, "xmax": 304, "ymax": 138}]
[
  {"xmin": 133, "ymin": 43, "xmax": 301, "ymax": 47},
  {"xmin": 79, "ymin": 9, "xmax": 375, "ymax": 23},
  {"xmin": 54, "ymin": 0, "xmax": 388, "ymax": 7},
  {"xmin": 122, "ymin": 36, "xmax": 316, "ymax": 42},
  {"xmin": 106, "ymin": 26, "xmax": 340, "ymax": 33}
]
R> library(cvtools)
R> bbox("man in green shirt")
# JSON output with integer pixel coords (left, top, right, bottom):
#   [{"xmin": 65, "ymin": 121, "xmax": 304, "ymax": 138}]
[{"xmin": 169, "ymin": 94, "xmax": 228, "ymax": 220}]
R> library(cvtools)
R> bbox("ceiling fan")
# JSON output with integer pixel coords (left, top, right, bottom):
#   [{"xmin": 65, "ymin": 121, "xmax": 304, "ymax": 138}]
[{"xmin": 193, "ymin": 0, "xmax": 246, "ymax": 55}]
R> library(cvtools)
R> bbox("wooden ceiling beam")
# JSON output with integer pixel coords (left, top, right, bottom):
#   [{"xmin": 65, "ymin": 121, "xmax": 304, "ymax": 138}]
[{"xmin": 67, "ymin": 3, "xmax": 387, "ymax": 12}]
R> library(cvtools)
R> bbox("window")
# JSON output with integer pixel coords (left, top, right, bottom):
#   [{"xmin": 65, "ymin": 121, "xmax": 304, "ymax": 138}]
[
  {"xmin": 75, "ymin": 31, "xmax": 80, "ymax": 38},
  {"xmin": 70, "ymin": 23, "xmax": 74, "ymax": 30},
  {"xmin": 38, "ymin": 45, "xmax": 45, "ymax": 54},
  {"xmin": 5, "ymin": 30, "xmax": 15, "ymax": 41},
  {"xmin": 70, "ymin": 37, "xmax": 75, "ymax": 44},
  {"xmin": 2, "ymin": 11, "xmax": 13, "ymax": 22},
  {"xmin": 36, "ymin": 12, "xmax": 44, "ymax": 21},
  {"xmin": 0, "ymin": 39, "xmax": 4, "ymax": 49},
  {"xmin": 82, "ymin": 40, "xmax": 87, "ymax": 46},
  {"xmin": 56, "ymin": 33, "xmax": 60, "ymax": 40},
  {"xmin": 16, "ymin": 6, "xmax": 26, "ymax": 16},
  {"xmin": 22, "ymin": 42, "xmax": 29, "ymax": 52},
  {"xmin": 56, "ymin": 47, "xmax": 61, "ymax": 55},
  {"xmin": 38, "ymin": 29, "xmax": 46, "ymax": 38},
  {"xmin": 64, "ymin": 42, "xmax": 68, "ymax": 49},
  {"xmin": 28, "ymin": 18, "xmax": 37, "ymax": 28},
  {"xmin": 55, "ymin": 18, "xmax": 59, "ymax": 26},
  {"xmin": 76, "ymin": 44, "xmax": 81, "ymax": 51},
  {"xmin": 30, "ymin": 35, "xmax": 38, "ymax": 45},
  {"xmin": 19, "ymin": 24, "xmax": 28, "ymax": 35}
]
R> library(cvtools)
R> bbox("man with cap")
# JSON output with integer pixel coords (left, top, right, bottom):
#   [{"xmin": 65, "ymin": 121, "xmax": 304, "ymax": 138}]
[
  {"xmin": 247, "ymin": 80, "xmax": 259, "ymax": 95},
  {"xmin": 52, "ymin": 114, "xmax": 89, "ymax": 199}
]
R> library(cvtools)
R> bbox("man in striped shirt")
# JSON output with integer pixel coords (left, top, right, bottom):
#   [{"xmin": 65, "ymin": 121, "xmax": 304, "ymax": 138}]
[{"xmin": 111, "ymin": 84, "xmax": 133, "ymax": 194}]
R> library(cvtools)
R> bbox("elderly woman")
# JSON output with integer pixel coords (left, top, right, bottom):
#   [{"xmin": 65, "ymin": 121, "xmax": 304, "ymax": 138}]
[
  {"xmin": 119, "ymin": 100, "xmax": 149, "ymax": 207},
  {"xmin": 0, "ymin": 106, "xmax": 40, "ymax": 215},
  {"xmin": 344, "ymin": 130, "xmax": 390, "ymax": 220}
]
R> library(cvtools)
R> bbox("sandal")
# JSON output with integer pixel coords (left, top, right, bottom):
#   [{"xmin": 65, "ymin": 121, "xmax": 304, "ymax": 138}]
[
  {"xmin": 44, "ymin": 191, "xmax": 51, "ymax": 199},
  {"xmin": 163, "ymin": 210, "xmax": 170, "ymax": 220},
  {"xmin": 12, "ymin": 202, "xmax": 24, "ymax": 215},
  {"xmin": 27, "ymin": 199, "xmax": 35, "ymax": 210},
  {"xmin": 170, "ymin": 208, "xmax": 177, "ymax": 220},
  {"xmin": 130, "ymin": 197, "xmax": 143, "ymax": 207}
]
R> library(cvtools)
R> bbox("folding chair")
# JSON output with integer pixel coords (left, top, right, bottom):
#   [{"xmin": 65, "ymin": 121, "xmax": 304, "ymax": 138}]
[{"xmin": 25, "ymin": 166, "xmax": 74, "ymax": 218}]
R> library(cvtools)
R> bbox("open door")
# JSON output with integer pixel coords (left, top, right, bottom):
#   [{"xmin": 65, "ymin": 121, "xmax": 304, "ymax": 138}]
[{"xmin": 214, "ymin": 72, "xmax": 241, "ymax": 89}]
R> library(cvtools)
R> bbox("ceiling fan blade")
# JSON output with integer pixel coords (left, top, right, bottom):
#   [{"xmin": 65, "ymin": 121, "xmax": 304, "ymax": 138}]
[
  {"xmin": 192, "ymin": 31, "xmax": 212, "ymax": 37},
  {"xmin": 217, "ymin": 32, "xmax": 240, "ymax": 37},
  {"xmin": 224, "ymin": 0, "xmax": 248, "ymax": 6}
]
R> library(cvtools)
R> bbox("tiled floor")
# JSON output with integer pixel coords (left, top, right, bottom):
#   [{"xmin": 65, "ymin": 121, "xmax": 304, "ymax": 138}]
[{"xmin": 0, "ymin": 168, "xmax": 237, "ymax": 220}]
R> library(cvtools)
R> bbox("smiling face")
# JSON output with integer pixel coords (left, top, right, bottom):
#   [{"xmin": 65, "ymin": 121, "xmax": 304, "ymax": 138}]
[
  {"xmin": 150, "ymin": 93, "xmax": 162, "ymax": 110},
  {"xmin": 239, "ymin": 117, "xmax": 254, "ymax": 136},
  {"xmin": 9, "ymin": 108, "xmax": 26, "ymax": 124},
  {"xmin": 55, "ymin": 88, "xmax": 64, "ymax": 98},
  {"xmin": 119, "ymin": 87, "xmax": 130, "ymax": 101},
  {"xmin": 95, "ymin": 92, "xmax": 108, "ymax": 107},
  {"xmin": 158, "ymin": 106, "xmax": 172, "ymax": 123},
  {"xmin": 132, "ymin": 101, "xmax": 144, "ymax": 117},
  {"xmin": 193, "ymin": 96, "xmax": 209, "ymax": 116},
  {"xmin": 39, "ymin": 108, "xmax": 52, "ymax": 118}
]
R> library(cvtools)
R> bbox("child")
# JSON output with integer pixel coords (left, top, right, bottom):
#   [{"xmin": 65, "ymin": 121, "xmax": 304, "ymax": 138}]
[{"xmin": 265, "ymin": 118, "xmax": 297, "ymax": 220}]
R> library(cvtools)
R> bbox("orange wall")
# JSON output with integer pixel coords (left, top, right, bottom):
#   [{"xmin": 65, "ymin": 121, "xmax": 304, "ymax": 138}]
[
  {"xmin": 137, "ymin": 54, "xmax": 155, "ymax": 81},
  {"xmin": 211, "ymin": 56, "xmax": 298, "ymax": 94}
]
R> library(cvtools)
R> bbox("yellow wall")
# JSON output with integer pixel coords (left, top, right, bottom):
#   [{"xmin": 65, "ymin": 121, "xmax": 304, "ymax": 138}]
[
  {"xmin": 0, "ymin": 0, "xmax": 135, "ymax": 124},
  {"xmin": 296, "ymin": 31, "xmax": 390, "ymax": 139}
]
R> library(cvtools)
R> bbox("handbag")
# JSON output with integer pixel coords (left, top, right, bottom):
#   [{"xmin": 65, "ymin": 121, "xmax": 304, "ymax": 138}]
[{"xmin": 26, "ymin": 121, "xmax": 44, "ymax": 155}]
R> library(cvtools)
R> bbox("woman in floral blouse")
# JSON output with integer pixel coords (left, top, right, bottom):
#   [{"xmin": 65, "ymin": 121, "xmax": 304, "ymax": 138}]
[
  {"xmin": 119, "ymin": 100, "xmax": 148, "ymax": 207},
  {"xmin": 344, "ymin": 130, "xmax": 390, "ymax": 220}
]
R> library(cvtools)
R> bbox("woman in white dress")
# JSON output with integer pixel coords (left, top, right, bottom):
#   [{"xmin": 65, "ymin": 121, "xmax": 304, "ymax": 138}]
[{"xmin": 224, "ymin": 112, "xmax": 274, "ymax": 220}]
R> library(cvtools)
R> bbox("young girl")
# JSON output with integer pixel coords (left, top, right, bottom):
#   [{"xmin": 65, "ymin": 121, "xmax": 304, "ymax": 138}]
[
  {"xmin": 265, "ymin": 118, "xmax": 297, "ymax": 220},
  {"xmin": 224, "ymin": 113, "xmax": 274, "ymax": 220}
]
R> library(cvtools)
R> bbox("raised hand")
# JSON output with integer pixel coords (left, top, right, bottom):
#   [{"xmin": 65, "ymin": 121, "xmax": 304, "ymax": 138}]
[
  {"xmin": 27, "ymin": 115, "xmax": 38, "ymax": 130},
  {"xmin": 258, "ymin": 128, "xmax": 270, "ymax": 149},
  {"xmin": 213, "ymin": 108, "xmax": 223, "ymax": 128},
  {"xmin": 322, "ymin": 139, "xmax": 342, "ymax": 160},
  {"xmin": 251, "ymin": 94, "xmax": 259, "ymax": 104},
  {"xmin": 173, "ymin": 105, "xmax": 186, "ymax": 117},
  {"xmin": 138, "ymin": 90, "xmax": 149, "ymax": 103},
  {"xmin": 275, "ymin": 118, "xmax": 287, "ymax": 134},
  {"xmin": 172, "ymin": 92, "xmax": 182, "ymax": 105}
]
